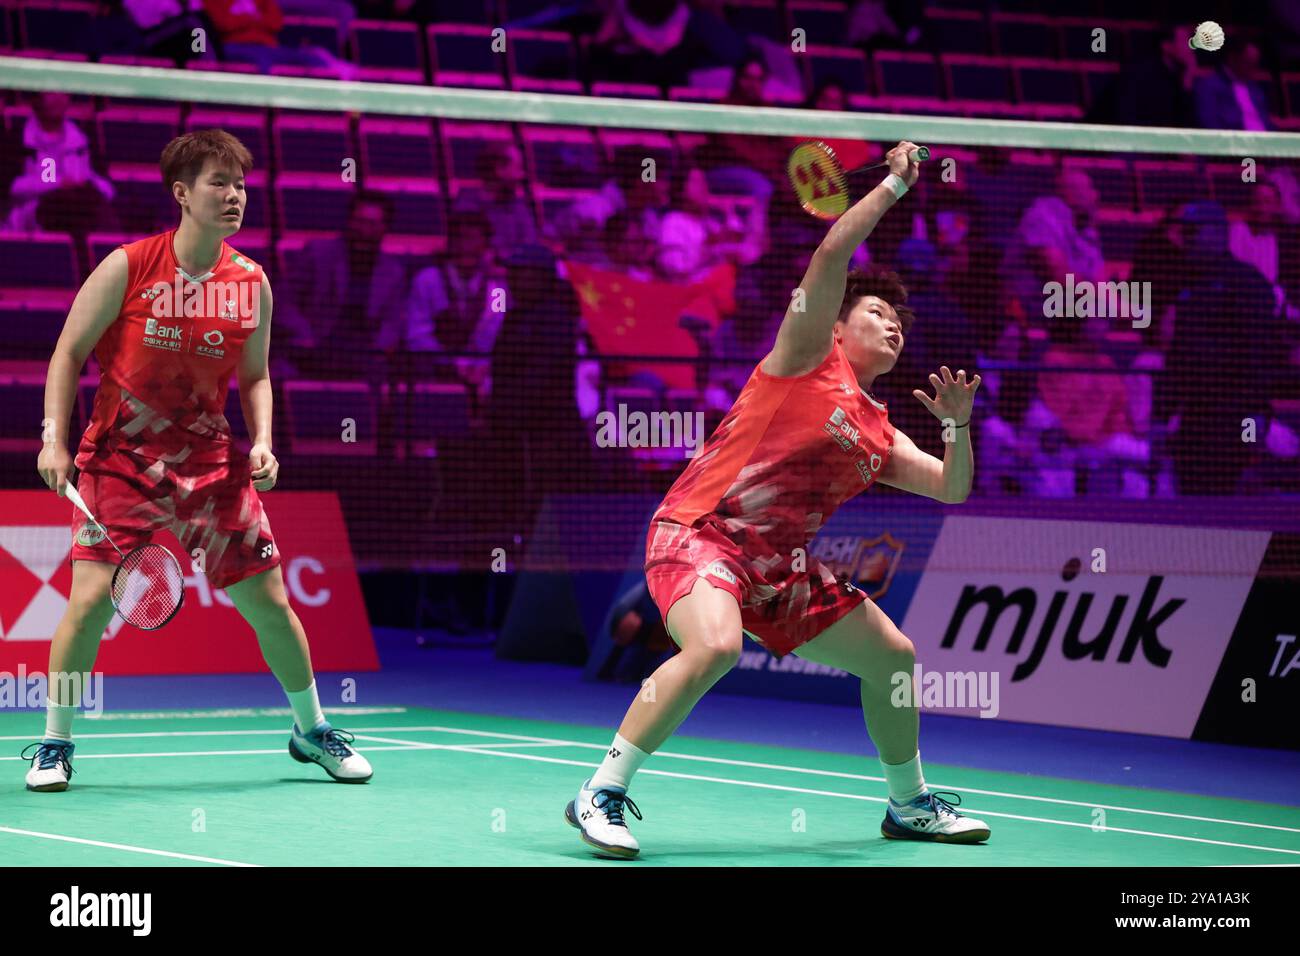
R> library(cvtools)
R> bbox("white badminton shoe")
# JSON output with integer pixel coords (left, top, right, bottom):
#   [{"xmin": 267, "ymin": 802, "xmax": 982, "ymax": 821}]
[{"xmin": 565, "ymin": 778, "xmax": 642, "ymax": 859}]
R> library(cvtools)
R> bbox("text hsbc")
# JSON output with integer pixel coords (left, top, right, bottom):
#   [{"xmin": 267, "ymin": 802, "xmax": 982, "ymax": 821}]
[{"xmin": 940, "ymin": 576, "xmax": 1181, "ymax": 681}]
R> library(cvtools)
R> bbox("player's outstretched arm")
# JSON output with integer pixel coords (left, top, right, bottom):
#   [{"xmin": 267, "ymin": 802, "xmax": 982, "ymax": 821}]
[
  {"xmin": 764, "ymin": 141, "xmax": 920, "ymax": 377},
  {"xmin": 38, "ymin": 248, "xmax": 129, "ymax": 496},
  {"xmin": 239, "ymin": 272, "xmax": 278, "ymax": 491}
]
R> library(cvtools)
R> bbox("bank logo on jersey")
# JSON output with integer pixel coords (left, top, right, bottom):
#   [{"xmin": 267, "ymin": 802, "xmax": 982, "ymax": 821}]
[
  {"xmin": 196, "ymin": 328, "xmax": 226, "ymax": 359},
  {"xmin": 824, "ymin": 406, "xmax": 860, "ymax": 453},
  {"xmin": 142, "ymin": 317, "xmax": 185, "ymax": 351}
]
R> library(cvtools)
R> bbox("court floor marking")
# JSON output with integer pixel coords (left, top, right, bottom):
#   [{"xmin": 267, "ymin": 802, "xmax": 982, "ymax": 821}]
[
  {"xmin": 0, "ymin": 826, "xmax": 258, "ymax": 867},
  {"xmin": 5, "ymin": 742, "xmax": 1297, "ymax": 860},
  {"xmin": 5, "ymin": 721, "xmax": 1296, "ymax": 836}
]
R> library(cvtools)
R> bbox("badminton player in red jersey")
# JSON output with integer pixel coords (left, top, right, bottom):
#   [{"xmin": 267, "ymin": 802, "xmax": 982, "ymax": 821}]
[
  {"xmin": 24, "ymin": 130, "xmax": 372, "ymax": 791},
  {"xmin": 567, "ymin": 141, "xmax": 989, "ymax": 857}
]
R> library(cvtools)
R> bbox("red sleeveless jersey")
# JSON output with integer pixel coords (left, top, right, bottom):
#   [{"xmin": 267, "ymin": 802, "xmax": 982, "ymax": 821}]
[
  {"xmin": 653, "ymin": 340, "xmax": 895, "ymax": 555},
  {"xmin": 77, "ymin": 230, "xmax": 264, "ymax": 468}
]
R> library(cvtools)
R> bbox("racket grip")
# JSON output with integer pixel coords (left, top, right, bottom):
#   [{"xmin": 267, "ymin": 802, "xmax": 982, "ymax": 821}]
[
  {"xmin": 909, "ymin": 146, "xmax": 931, "ymax": 163},
  {"xmin": 64, "ymin": 483, "xmax": 96, "ymax": 522}
]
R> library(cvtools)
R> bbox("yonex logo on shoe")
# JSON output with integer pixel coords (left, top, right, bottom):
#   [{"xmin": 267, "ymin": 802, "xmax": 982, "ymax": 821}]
[{"xmin": 49, "ymin": 886, "xmax": 152, "ymax": 936}]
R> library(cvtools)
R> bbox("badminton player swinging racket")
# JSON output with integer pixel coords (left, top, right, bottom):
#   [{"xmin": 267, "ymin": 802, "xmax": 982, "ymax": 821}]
[
  {"xmin": 565, "ymin": 141, "xmax": 989, "ymax": 858},
  {"xmin": 24, "ymin": 130, "xmax": 372, "ymax": 792}
]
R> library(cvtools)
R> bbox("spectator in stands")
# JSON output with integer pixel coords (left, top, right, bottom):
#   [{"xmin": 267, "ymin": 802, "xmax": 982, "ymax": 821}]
[
  {"xmin": 609, "ymin": 143, "xmax": 674, "ymax": 255},
  {"xmin": 1194, "ymin": 39, "xmax": 1274, "ymax": 131},
  {"xmin": 6, "ymin": 92, "xmax": 117, "ymax": 238},
  {"xmin": 656, "ymin": 165, "xmax": 761, "ymax": 282},
  {"xmin": 1129, "ymin": 204, "xmax": 1187, "ymax": 347},
  {"xmin": 95, "ymin": 1, "xmax": 213, "ymax": 64},
  {"xmin": 1163, "ymin": 202, "xmax": 1284, "ymax": 495},
  {"xmin": 452, "ymin": 140, "xmax": 540, "ymax": 257},
  {"xmin": 599, "ymin": 209, "xmax": 656, "ymax": 281},
  {"xmin": 587, "ymin": 0, "xmax": 743, "ymax": 91},
  {"xmin": 1029, "ymin": 315, "xmax": 1149, "ymax": 497},
  {"xmin": 1087, "ymin": 25, "xmax": 1196, "ymax": 128},
  {"xmin": 1000, "ymin": 166, "xmax": 1105, "ymax": 327},
  {"xmin": 1228, "ymin": 181, "xmax": 1299, "ymax": 316},
  {"xmin": 276, "ymin": 190, "xmax": 408, "ymax": 379},
  {"xmin": 397, "ymin": 210, "xmax": 506, "ymax": 391},
  {"xmin": 847, "ymin": 0, "xmax": 923, "ymax": 51},
  {"xmin": 202, "ymin": 0, "xmax": 356, "ymax": 77}
]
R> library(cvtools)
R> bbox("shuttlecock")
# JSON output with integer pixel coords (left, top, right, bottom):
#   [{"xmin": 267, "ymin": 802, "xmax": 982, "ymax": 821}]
[{"xmin": 1189, "ymin": 21, "xmax": 1225, "ymax": 52}]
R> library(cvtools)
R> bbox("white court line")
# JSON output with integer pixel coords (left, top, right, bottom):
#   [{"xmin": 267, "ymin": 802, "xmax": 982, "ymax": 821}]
[
  {"xmin": 355, "ymin": 724, "xmax": 1300, "ymax": 836},
  {"xmin": 80, "ymin": 707, "xmax": 408, "ymax": 721},
  {"xmin": 6, "ymin": 721, "xmax": 1297, "ymax": 837},
  {"xmin": 404, "ymin": 745, "xmax": 1300, "ymax": 858},
  {"xmin": 0, "ymin": 744, "xmax": 434, "ymax": 761},
  {"xmin": 0, "ymin": 826, "xmax": 258, "ymax": 867}
]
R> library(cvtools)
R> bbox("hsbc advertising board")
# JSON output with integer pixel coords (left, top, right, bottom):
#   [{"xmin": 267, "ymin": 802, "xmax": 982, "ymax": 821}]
[
  {"xmin": 0, "ymin": 491, "xmax": 378, "ymax": 675},
  {"xmin": 901, "ymin": 516, "xmax": 1270, "ymax": 738}
]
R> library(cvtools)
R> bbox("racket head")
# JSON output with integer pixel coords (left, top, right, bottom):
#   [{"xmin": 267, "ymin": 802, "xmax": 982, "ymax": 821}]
[
  {"xmin": 110, "ymin": 544, "xmax": 185, "ymax": 630},
  {"xmin": 787, "ymin": 140, "xmax": 851, "ymax": 221}
]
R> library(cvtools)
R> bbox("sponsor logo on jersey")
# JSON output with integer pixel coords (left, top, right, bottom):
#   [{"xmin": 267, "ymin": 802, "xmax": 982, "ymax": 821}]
[
  {"xmin": 854, "ymin": 452, "xmax": 884, "ymax": 485},
  {"xmin": 231, "ymin": 253, "xmax": 255, "ymax": 273},
  {"xmin": 703, "ymin": 560, "xmax": 738, "ymax": 586},
  {"xmin": 75, "ymin": 521, "xmax": 106, "ymax": 547},
  {"xmin": 196, "ymin": 328, "xmax": 226, "ymax": 359},
  {"xmin": 142, "ymin": 317, "xmax": 184, "ymax": 351},
  {"xmin": 824, "ymin": 406, "xmax": 859, "ymax": 453}
]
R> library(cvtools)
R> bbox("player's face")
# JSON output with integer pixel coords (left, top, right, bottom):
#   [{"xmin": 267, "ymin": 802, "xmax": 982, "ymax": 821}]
[
  {"xmin": 183, "ymin": 158, "xmax": 246, "ymax": 236},
  {"xmin": 837, "ymin": 295, "xmax": 903, "ymax": 375}
]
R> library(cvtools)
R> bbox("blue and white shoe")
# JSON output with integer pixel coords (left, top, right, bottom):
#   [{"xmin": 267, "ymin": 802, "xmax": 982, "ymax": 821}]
[
  {"xmin": 289, "ymin": 723, "xmax": 373, "ymax": 783},
  {"xmin": 565, "ymin": 778, "xmax": 641, "ymax": 859},
  {"xmin": 22, "ymin": 740, "xmax": 75, "ymax": 792},
  {"xmin": 881, "ymin": 790, "xmax": 990, "ymax": 844}
]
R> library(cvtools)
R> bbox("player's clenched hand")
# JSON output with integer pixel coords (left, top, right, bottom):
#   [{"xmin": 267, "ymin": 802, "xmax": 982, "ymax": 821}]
[
  {"xmin": 37, "ymin": 443, "xmax": 72, "ymax": 497},
  {"xmin": 886, "ymin": 141, "xmax": 921, "ymax": 188},
  {"xmin": 913, "ymin": 366, "xmax": 981, "ymax": 424},
  {"xmin": 249, "ymin": 443, "xmax": 279, "ymax": 491}
]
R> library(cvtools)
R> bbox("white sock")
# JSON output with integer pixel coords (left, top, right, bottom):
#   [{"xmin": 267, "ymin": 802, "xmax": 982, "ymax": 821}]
[
  {"xmin": 285, "ymin": 680, "xmax": 326, "ymax": 734},
  {"xmin": 589, "ymin": 733, "xmax": 650, "ymax": 791},
  {"xmin": 44, "ymin": 697, "xmax": 77, "ymax": 742},
  {"xmin": 882, "ymin": 750, "xmax": 927, "ymax": 804}
]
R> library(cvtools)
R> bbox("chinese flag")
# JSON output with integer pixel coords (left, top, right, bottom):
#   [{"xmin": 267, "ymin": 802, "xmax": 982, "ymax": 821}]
[{"xmin": 564, "ymin": 261, "xmax": 735, "ymax": 389}]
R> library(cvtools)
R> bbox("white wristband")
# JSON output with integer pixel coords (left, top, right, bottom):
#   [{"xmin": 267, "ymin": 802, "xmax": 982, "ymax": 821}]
[{"xmin": 881, "ymin": 173, "xmax": 908, "ymax": 199}]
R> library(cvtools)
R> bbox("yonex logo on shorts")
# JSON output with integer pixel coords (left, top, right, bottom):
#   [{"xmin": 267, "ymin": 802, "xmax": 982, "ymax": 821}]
[
  {"xmin": 76, "ymin": 522, "xmax": 105, "ymax": 547},
  {"xmin": 260, "ymin": 544, "xmax": 273, "ymax": 559},
  {"xmin": 702, "ymin": 561, "xmax": 737, "ymax": 585}
]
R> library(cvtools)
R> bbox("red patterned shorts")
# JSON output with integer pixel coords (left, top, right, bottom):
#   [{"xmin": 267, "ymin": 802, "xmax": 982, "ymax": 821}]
[{"xmin": 643, "ymin": 516, "xmax": 864, "ymax": 657}]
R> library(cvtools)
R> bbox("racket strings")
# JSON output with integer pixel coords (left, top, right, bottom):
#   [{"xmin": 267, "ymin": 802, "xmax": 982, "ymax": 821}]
[{"xmin": 112, "ymin": 545, "xmax": 184, "ymax": 629}]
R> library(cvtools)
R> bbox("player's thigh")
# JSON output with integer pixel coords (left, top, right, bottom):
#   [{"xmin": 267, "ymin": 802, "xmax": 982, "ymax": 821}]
[
  {"xmin": 224, "ymin": 564, "xmax": 293, "ymax": 628},
  {"xmin": 66, "ymin": 559, "xmax": 116, "ymax": 625},
  {"xmin": 663, "ymin": 575, "xmax": 744, "ymax": 662},
  {"xmin": 793, "ymin": 596, "xmax": 914, "ymax": 680}
]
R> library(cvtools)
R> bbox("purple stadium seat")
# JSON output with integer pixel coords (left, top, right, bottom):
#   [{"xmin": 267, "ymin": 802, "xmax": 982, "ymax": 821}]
[
  {"xmin": 350, "ymin": 19, "xmax": 424, "ymax": 83},
  {"xmin": 1123, "ymin": 21, "xmax": 1163, "ymax": 60},
  {"xmin": 723, "ymin": 0, "xmax": 783, "ymax": 42},
  {"xmin": 1077, "ymin": 61, "xmax": 1121, "ymax": 111},
  {"xmin": 593, "ymin": 82, "xmax": 662, "ymax": 100},
  {"xmin": 785, "ymin": 1, "xmax": 847, "ymax": 48},
  {"xmin": 370, "ymin": 179, "xmax": 445, "ymax": 239},
  {"xmin": 1207, "ymin": 163, "xmax": 1256, "ymax": 209},
  {"xmin": 521, "ymin": 126, "xmax": 600, "ymax": 190},
  {"xmin": 992, "ymin": 13, "xmax": 1061, "ymax": 58},
  {"xmin": 943, "ymin": 55, "xmax": 1012, "ymax": 103},
  {"xmin": 1134, "ymin": 161, "xmax": 1206, "ymax": 212},
  {"xmin": 428, "ymin": 25, "xmax": 504, "ymax": 86},
  {"xmin": 0, "ymin": 303, "xmax": 69, "ymax": 355},
  {"xmin": 512, "ymin": 77, "xmax": 583, "ymax": 95},
  {"xmin": 0, "ymin": 233, "xmax": 77, "ymax": 289},
  {"xmin": 509, "ymin": 29, "xmax": 576, "ymax": 81},
  {"xmin": 185, "ymin": 109, "xmax": 270, "ymax": 169},
  {"xmin": 285, "ymin": 381, "xmax": 377, "ymax": 455},
  {"xmin": 185, "ymin": 60, "xmax": 259, "ymax": 75},
  {"xmin": 850, "ymin": 93, "xmax": 949, "ymax": 115},
  {"xmin": 873, "ymin": 51, "xmax": 941, "ymax": 99},
  {"xmin": 805, "ymin": 46, "xmax": 869, "ymax": 95},
  {"xmin": 425, "ymin": 0, "xmax": 495, "ymax": 24},
  {"xmin": 17, "ymin": 0, "xmax": 94, "ymax": 53},
  {"xmin": 1059, "ymin": 17, "xmax": 1126, "ymax": 60},
  {"xmin": 0, "ymin": 373, "xmax": 48, "ymax": 448},
  {"xmin": 110, "ymin": 168, "xmax": 178, "ymax": 236},
  {"xmin": 98, "ymin": 107, "xmax": 181, "ymax": 168},
  {"xmin": 280, "ymin": 16, "xmax": 342, "ymax": 56},
  {"xmin": 273, "ymin": 113, "xmax": 354, "ymax": 175},
  {"xmin": 359, "ymin": 117, "xmax": 440, "ymax": 181},
  {"xmin": 99, "ymin": 55, "xmax": 175, "ymax": 68},
  {"xmin": 276, "ymin": 173, "xmax": 353, "ymax": 235},
  {"xmin": 440, "ymin": 122, "xmax": 516, "ymax": 184},
  {"xmin": 667, "ymin": 86, "xmax": 725, "ymax": 103},
  {"xmin": 927, "ymin": 8, "xmax": 989, "ymax": 55},
  {"xmin": 1013, "ymin": 60, "xmax": 1082, "ymax": 107}
]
